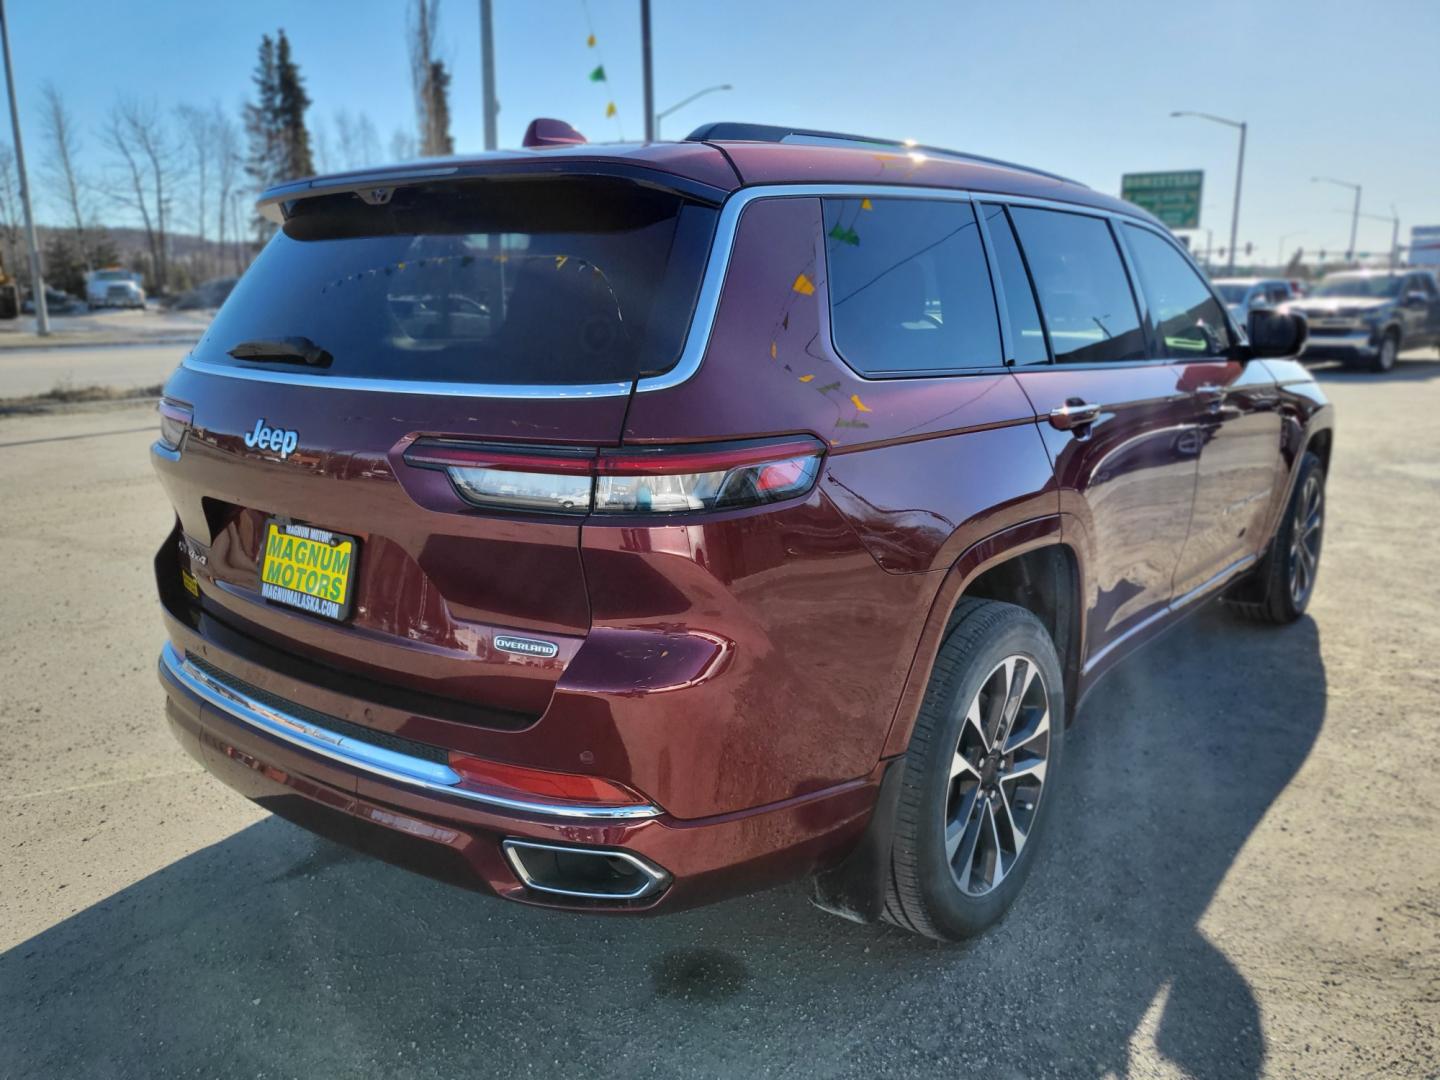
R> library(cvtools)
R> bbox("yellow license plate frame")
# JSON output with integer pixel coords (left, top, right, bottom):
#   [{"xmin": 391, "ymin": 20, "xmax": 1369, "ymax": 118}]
[{"xmin": 259, "ymin": 519, "xmax": 359, "ymax": 622}]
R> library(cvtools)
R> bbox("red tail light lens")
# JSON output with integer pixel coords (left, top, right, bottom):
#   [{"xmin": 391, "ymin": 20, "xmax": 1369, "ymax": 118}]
[
  {"xmin": 448, "ymin": 753, "xmax": 652, "ymax": 808},
  {"xmin": 404, "ymin": 436, "xmax": 825, "ymax": 515},
  {"xmin": 157, "ymin": 399, "xmax": 193, "ymax": 452}
]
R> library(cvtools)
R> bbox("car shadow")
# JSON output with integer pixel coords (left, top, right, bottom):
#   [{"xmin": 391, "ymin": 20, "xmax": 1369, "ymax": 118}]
[
  {"xmin": 1308, "ymin": 355, "xmax": 1440, "ymax": 382},
  {"xmin": 1, "ymin": 606, "xmax": 1324, "ymax": 1079}
]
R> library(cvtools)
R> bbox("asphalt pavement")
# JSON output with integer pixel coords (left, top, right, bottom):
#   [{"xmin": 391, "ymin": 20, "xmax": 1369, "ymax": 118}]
[{"xmin": 1, "ymin": 355, "xmax": 1437, "ymax": 1079}]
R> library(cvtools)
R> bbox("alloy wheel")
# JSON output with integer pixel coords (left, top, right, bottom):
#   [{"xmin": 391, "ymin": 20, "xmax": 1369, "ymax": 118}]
[
  {"xmin": 944, "ymin": 655, "xmax": 1051, "ymax": 897},
  {"xmin": 1378, "ymin": 336, "xmax": 1398, "ymax": 372},
  {"xmin": 1288, "ymin": 473, "xmax": 1324, "ymax": 606}
]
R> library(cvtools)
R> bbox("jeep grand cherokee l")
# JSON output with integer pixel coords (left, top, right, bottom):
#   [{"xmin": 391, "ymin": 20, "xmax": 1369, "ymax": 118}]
[{"xmin": 152, "ymin": 122, "xmax": 1331, "ymax": 941}]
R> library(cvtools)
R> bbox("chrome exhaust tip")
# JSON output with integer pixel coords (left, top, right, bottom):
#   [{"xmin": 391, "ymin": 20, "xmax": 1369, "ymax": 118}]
[{"xmin": 501, "ymin": 839, "xmax": 670, "ymax": 901}]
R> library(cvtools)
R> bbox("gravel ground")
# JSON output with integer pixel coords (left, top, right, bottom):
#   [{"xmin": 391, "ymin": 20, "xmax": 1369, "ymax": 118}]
[{"xmin": 1, "ymin": 357, "xmax": 1437, "ymax": 1079}]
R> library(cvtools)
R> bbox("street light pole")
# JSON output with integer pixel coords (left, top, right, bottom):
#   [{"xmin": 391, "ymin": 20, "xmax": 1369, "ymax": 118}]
[
  {"xmin": 1349, "ymin": 206, "xmax": 1402, "ymax": 269},
  {"xmin": 1277, "ymin": 231, "xmax": 1305, "ymax": 269},
  {"xmin": 0, "ymin": 0, "xmax": 48, "ymax": 335},
  {"xmin": 655, "ymin": 84, "xmax": 732, "ymax": 138},
  {"xmin": 1313, "ymin": 176, "xmax": 1362, "ymax": 264},
  {"xmin": 1171, "ymin": 111, "xmax": 1247, "ymax": 276},
  {"xmin": 479, "ymin": 0, "xmax": 498, "ymax": 150},
  {"xmin": 640, "ymin": 0, "xmax": 654, "ymax": 142}
]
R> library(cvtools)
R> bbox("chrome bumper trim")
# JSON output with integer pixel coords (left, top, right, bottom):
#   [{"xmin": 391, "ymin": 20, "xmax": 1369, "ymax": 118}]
[
  {"xmin": 1300, "ymin": 331, "xmax": 1373, "ymax": 351},
  {"xmin": 159, "ymin": 642, "xmax": 661, "ymax": 820}
]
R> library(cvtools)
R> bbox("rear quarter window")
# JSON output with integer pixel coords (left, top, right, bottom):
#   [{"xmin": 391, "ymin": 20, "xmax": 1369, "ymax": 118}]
[
  {"xmin": 193, "ymin": 177, "xmax": 718, "ymax": 386},
  {"xmin": 822, "ymin": 197, "xmax": 1002, "ymax": 375}
]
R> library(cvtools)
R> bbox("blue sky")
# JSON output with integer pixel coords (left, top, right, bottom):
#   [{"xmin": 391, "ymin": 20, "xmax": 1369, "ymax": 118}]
[{"xmin": 7, "ymin": 0, "xmax": 1439, "ymax": 261}]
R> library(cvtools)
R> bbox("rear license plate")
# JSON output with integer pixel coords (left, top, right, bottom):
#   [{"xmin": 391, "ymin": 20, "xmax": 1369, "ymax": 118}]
[{"xmin": 260, "ymin": 519, "xmax": 359, "ymax": 622}]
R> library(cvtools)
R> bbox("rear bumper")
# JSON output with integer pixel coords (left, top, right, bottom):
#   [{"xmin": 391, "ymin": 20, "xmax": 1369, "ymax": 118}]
[{"xmin": 159, "ymin": 642, "xmax": 882, "ymax": 913}]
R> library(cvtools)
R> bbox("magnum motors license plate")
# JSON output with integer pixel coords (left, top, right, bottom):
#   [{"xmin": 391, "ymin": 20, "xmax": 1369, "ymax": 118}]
[{"xmin": 260, "ymin": 520, "xmax": 358, "ymax": 622}]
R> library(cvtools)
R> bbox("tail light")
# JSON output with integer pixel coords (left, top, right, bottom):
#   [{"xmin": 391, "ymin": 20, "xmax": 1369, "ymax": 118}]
[
  {"xmin": 404, "ymin": 436, "xmax": 825, "ymax": 516},
  {"xmin": 157, "ymin": 399, "xmax": 193, "ymax": 452}
]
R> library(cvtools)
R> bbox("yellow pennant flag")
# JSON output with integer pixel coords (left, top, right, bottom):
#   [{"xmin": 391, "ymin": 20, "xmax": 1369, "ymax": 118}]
[
  {"xmin": 606, "ymin": 101, "xmax": 617, "ymax": 118},
  {"xmin": 851, "ymin": 393, "xmax": 872, "ymax": 413},
  {"xmin": 860, "ymin": 198, "xmax": 873, "ymax": 210},
  {"xmin": 587, "ymin": 33, "xmax": 596, "ymax": 47},
  {"xmin": 792, "ymin": 272, "xmax": 815, "ymax": 296}
]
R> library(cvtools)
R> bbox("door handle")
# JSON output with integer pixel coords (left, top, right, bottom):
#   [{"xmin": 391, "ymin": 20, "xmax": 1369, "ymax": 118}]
[
  {"xmin": 1048, "ymin": 399, "xmax": 1102, "ymax": 432},
  {"xmin": 1195, "ymin": 384, "xmax": 1225, "ymax": 412}
]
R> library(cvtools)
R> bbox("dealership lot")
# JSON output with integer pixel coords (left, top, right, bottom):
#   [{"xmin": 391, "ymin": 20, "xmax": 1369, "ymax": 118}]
[{"xmin": 1, "ymin": 357, "xmax": 1437, "ymax": 1078}]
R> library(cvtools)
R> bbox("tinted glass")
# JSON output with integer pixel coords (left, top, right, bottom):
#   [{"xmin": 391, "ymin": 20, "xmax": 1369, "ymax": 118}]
[
  {"xmin": 194, "ymin": 178, "xmax": 717, "ymax": 385},
  {"xmin": 1313, "ymin": 274, "xmax": 1404, "ymax": 299},
  {"xmin": 980, "ymin": 204, "xmax": 1049, "ymax": 365},
  {"xmin": 823, "ymin": 197, "xmax": 1001, "ymax": 374},
  {"xmin": 1124, "ymin": 225, "xmax": 1233, "ymax": 358},
  {"xmin": 1009, "ymin": 207, "xmax": 1146, "ymax": 364}
]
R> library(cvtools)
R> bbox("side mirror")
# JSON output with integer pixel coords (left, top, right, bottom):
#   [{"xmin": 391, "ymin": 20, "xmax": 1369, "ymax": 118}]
[{"xmin": 1247, "ymin": 309, "xmax": 1307, "ymax": 358}]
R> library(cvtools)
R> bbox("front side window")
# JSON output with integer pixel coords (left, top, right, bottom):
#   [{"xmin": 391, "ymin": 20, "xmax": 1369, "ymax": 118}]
[
  {"xmin": 823, "ymin": 197, "xmax": 1001, "ymax": 374},
  {"xmin": 1123, "ymin": 225, "xmax": 1233, "ymax": 358},
  {"xmin": 1008, "ymin": 207, "xmax": 1146, "ymax": 364}
]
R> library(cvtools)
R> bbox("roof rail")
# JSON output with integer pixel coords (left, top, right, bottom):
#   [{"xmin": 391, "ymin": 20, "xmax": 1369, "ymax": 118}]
[{"xmin": 685, "ymin": 122, "xmax": 1085, "ymax": 188}]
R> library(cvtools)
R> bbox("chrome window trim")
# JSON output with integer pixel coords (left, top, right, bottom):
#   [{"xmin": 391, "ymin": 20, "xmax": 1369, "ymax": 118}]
[
  {"xmin": 501, "ymin": 839, "xmax": 670, "ymax": 901},
  {"xmin": 159, "ymin": 642, "xmax": 661, "ymax": 820},
  {"xmin": 184, "ymin": 182, "xmax": 1154, "ymax": 399}
]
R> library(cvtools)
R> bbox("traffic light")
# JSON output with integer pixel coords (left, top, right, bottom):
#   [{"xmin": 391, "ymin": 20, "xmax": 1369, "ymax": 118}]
[{"xmin": 1245, "ymin": 242, "xmax": 1253, "ymax": 256}]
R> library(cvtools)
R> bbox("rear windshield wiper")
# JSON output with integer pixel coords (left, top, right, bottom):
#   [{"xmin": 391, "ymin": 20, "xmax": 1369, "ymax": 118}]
[{"xmin": 228, "ymin": 336, "xmax": 333, "ymax": 367}]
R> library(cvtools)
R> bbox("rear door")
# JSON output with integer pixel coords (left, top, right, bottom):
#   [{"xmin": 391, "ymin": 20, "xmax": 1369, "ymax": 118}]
[
  {"xmin": 1119, "ymin": 222, "xmax": 1281, "ymax": 601},
  {"xmin": 984, "ymin": 203, "xmax": 1200, "ymax": 664},
  {"xmin": 154, "ymin": 173, "xmax": 719, "ymax": 723}
]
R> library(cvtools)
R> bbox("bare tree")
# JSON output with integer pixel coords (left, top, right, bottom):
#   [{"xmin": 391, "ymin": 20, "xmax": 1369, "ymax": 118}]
[
  {"xmin": 175, "ymin": 103, "xmax": 212, "ymax": 279},
  {"xmin": 312, "ymin": 113, "xmax": 333, "ymax": 174},
  {"xmin": 409, "ymin": 0, "xmax": 454, "ymax": 157},
  {"xmin": 334, "ymin": 109, "xmax": 382, "ymax": 170},
  {"xmin": 212, "ymin": 104, "xmax": 242, "ymax": 277},
  {"xmin": 38, "ymin": 83, "xmax": 92, "ymax": 268},
  {"xmin": 0, "ymin": 143, "xmax": 23, "ymax": 285},
  {"xmin": 389, "ymin": 127, "xmax": 417, "ymax": 162},
  {"xmin": 103, "ymin": 98, "xmax": 177, "ymax": 293}
]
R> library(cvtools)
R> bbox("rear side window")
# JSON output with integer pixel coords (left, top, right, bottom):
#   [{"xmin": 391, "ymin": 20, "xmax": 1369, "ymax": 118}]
[
  {"xmin": 1123, "ymin": 224, "xmax": 1233, "ymax": 358},
  {"xmin": 823, "ymin": 197, "xmax": 1001, "ymax": 374},
  {"xmin": 194, "ymin": 177, "xmax": 718, "ymax": 386},
  {"xmin": 1009, "ymin": 207, "xmax": 1146, "ymax": 364},
  {"xmin": 979, "ymin": 203, "xmax": 1049, "ymax": 365}
]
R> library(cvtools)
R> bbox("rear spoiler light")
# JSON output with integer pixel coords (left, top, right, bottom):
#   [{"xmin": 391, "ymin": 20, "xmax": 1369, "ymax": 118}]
[{"xmin": 403, "ymin": 436, "xmax": 826, "ymax": 516}]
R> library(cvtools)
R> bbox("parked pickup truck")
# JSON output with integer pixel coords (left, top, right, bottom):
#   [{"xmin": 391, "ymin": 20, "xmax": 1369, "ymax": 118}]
[
  {"xmin": 1283, "ymin": 268, "xmax": 1440, "ymax": 372},
  {"xmin": 85, "ymin": 268, "xmax": 146, "ymax": 310}
]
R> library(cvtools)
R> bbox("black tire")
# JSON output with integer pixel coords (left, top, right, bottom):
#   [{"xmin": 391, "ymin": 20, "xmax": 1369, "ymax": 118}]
[
  {"xmin": 880, "ymin": 599, "xmax": 1064, "ymax": 941},
  {"xmin": 1229, "ymin": 451, "xmax": 1325, "ymax": 624},
  {"xmin": 1370, "ymin": 330, "xmax": 1399, "ymax": 373}
]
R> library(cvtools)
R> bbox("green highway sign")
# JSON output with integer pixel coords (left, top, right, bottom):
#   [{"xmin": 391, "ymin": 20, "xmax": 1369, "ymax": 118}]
[{"xmin": 1121, "ymin": 170, "xmax": 1204, "ymax": 229}]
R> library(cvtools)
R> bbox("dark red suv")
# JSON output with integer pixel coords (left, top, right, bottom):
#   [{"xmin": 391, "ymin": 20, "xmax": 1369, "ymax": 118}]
[{"xmin": 152, "ymin": 123, "xmax": 1332, "ymax": 940}]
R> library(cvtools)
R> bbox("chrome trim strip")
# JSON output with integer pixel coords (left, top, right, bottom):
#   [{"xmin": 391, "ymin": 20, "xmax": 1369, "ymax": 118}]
[
  {"xmin": 1080, "ymin": 554, "xmax": 1258, "ymax": 677},
  {"xmin": 180, "ymin": 356, "xmax": 635, "ymax": 400},
  {"xmin": 159, "ymin": 642, "xmax": 661, "ymax": 820},
  {"xmin": 188, "ymin": 181, "xmax": 1151, "ymax": 400},
  {"xmin": 501, "ymin": 839, "xmax": 670, "ymax": 901}
]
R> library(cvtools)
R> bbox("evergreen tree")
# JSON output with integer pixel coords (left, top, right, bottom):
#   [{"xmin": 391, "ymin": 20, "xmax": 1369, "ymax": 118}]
[
  {"xmin": 42, "ymin": 232, "xmax": 86, "ymax": 297},
  {"xmin": 274, "ymin": 31, "xmax": 314, "ymax": 179},
  {"xmin": 243, "ymin": 30, "xmax": 314, "ymax": 238}
]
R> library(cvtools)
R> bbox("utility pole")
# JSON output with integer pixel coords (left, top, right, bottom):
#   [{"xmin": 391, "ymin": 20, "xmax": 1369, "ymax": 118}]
[
  {"xmin": 0, "ymin": 0, "xmax": 48, "ymax": 335},
  {"xmin": 479, "ymin": 0, "xmax": 498, "ymax": 150},
  {"xmin": 640, "ymin": 0, "xmax": 654, "ymax": 141}
]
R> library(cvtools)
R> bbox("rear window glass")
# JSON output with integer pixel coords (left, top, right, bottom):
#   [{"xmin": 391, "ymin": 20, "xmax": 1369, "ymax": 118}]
[
  {"xmin": 194, "ymin": 177, "xmax": 718, "ymax": 386},
  {"xmin": 822, "ymin": 197, "xmax": 1001, "ymax": 374}
]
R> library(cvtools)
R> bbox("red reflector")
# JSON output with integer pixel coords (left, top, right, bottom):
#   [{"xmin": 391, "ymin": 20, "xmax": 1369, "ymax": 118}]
[
  {"xmin": 755, "ymin": 458, "xmax": 806, "ymax": 492},
  {"xmin": 447, "ymin": 753, "xmax": 650, "ymax": 808}
]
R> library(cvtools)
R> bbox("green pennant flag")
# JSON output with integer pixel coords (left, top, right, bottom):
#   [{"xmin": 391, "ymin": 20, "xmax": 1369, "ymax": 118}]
[{"xmin": 589, "ymin": 65, "xmax": 606, "ymax": 82}]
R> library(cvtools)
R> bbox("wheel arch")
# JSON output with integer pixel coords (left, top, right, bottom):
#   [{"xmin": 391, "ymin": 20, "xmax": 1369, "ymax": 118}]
[{"xmin": 881, "ymin": 517, "xmax": 1083, "ymax": 758}]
